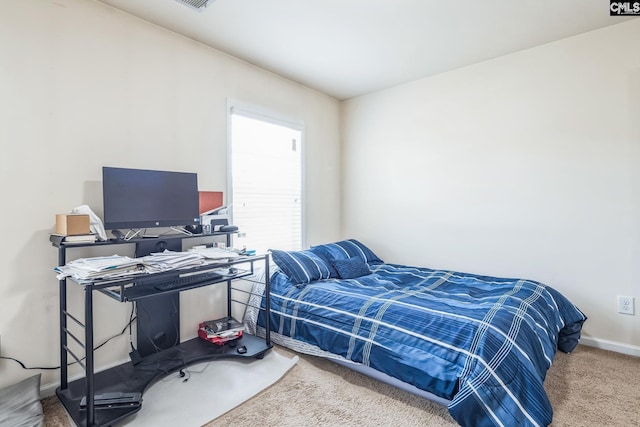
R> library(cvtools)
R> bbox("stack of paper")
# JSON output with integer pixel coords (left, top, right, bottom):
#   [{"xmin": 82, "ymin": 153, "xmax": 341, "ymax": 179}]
[
  {"xmin": 54, "ymin": 250, "xmax": 229, "ymax": 283},
  {"xmin": 54, "ymin": 255, "xmax": 143, "ymax": 281},
  {"xmin": 187, "ymin": 247, "xmax": 240, "ymax": 261},
  {"xmin": 141, "ymin": 250, "xmax": 205, "ymax": 273},
  {"xmin": 50, "ymin": 233, "xmax": 97, "ymax": 244}
]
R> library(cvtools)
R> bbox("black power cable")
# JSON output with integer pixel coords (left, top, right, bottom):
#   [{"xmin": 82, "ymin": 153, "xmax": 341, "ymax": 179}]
[{"xmin": 0, "ymin": 304, "xmax": 136, "ymax": 371}]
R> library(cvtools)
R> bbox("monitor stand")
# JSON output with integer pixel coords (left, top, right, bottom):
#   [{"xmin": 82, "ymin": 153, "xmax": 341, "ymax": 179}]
[{"xmin": 135, "ymin": 238, "xmax": 182, "ymax": 358}]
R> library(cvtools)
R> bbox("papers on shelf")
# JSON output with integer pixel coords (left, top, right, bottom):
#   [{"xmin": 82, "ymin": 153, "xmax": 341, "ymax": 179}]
[
  {"xmin": 187, "ymin": 247, "xmax": 240, "ymax": 260},
  {"xmin": 53, "ymin": 249, "xmax": 243, "ymax": 282},
  {"xmin": 142, "ymin": 250, "xmax": 206, "ymax": 273},
  {"xmin": 54, "ymin": 255, "xmax": 143, "ymax": 281},
  {"xmin": 50, "ymin": 233, "xmax": 97, "ymax": 244}
]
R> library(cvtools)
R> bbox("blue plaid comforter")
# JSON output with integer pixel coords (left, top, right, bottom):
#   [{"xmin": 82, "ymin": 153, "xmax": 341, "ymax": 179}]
[{"xmin": 258, "ymin": 263, "xmax": 586, "ymax": 427}]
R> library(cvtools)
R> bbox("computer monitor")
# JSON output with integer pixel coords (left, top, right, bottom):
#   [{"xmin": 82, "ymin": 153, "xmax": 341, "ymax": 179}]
[{"xmin": 102, "ymin": 166, "xmax": 200, "ymax": 231}]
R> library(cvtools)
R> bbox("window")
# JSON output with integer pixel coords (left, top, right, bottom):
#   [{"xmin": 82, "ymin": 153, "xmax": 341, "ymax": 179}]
[{"xmin": 228, "ymin": 103, "xmax": 303, "ymax": 253}]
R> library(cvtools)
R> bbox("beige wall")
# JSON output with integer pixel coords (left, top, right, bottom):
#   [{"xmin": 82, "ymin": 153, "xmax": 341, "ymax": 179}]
[
  {"xmin": 341, "ymin": 20, "xmax": 640, "ymax": 354},
  {"xmin": 0, "ymin": 0, "xmax": 341, "ymax": 390}
]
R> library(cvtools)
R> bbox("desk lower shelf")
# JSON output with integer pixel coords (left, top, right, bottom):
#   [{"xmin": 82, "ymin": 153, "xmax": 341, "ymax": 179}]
[{"xmin": 56, "ymin": 334, "xmax": 271, "ymax": 427}]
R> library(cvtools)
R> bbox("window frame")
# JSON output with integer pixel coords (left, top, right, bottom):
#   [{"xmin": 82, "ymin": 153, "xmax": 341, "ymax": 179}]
[{"xmin": 226, "ymin": 99, "xmax": 306, "ymax": 250}]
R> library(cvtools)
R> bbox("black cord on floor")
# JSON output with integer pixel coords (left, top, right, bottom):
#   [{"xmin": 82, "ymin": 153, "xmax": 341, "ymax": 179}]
[{"xmin": 0, "ymin": 304, "xmax": 136, "ymax": 370}]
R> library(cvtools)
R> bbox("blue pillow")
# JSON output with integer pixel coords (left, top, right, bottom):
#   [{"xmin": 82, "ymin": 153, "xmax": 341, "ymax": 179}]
[
  {"xmin": 311, "ymin": 239, "xmax": 383, "ymax": 269},
  {"xmin": 270, "ymin": 249, "xmax": 332, "ymax": 285},
  {"xmin": 331, "ymin": 257, "xmax": 371, "ymax": 279}
]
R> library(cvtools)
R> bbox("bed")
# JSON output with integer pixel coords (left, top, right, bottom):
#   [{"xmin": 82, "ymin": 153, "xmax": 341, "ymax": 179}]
[{"xmin": 243, "ymin": 239, "xmax": 586, "ymax": 427}]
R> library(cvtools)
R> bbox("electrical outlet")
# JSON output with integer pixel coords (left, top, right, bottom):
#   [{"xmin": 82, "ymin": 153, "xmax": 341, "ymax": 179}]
[{"xmin": 617, "ymin": 296, "xmax": 635, "ymax": 315}]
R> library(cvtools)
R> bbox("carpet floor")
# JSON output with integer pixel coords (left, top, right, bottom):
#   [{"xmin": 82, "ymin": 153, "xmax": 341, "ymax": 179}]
[{"xmin": 41, "ymin": 344, "xmax": 640, "ymax": 426}]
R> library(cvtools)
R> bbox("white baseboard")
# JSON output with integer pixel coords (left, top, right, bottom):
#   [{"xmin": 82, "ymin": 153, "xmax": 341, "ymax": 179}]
[{"xmin": 579, "ymin": 336, "xmax": 640, "ymax": 357}]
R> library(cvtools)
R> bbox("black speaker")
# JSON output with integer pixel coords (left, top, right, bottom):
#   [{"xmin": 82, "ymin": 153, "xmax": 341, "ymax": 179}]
[
  {"xmin": 184, "ymin": 225, "xmax": 202, "ymax": 234},
  {"xmin": 135, "ymin": 239, "xmax": 180, "ymax": 257}
]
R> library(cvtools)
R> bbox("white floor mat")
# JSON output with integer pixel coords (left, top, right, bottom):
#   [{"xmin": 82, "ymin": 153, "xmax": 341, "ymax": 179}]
[{"xmin": 113, "ymin": 350, "xmax": 297, "ymax": 427}]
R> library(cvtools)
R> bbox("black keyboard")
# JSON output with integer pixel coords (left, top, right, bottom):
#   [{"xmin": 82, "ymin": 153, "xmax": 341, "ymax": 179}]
[{"xmin": 152, "ymin": 271, "xmax": 223, "ymax": 291}]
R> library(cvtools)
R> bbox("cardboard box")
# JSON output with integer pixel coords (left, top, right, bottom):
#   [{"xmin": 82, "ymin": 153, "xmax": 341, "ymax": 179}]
[{"xmin": 56, "ymin": 214, "xmax": 90, "ymax": 236}]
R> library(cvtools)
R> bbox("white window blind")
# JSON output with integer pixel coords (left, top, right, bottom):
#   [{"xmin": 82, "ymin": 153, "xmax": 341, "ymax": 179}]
[{"xmin": 229, "ymin": 106, "xmax": 303, "ymax": 253}]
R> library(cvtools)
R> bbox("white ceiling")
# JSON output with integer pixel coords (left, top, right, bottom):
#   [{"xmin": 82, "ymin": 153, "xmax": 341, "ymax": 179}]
[{"xmin": 96, "ymin": 0, "xmax": 635, "ymax": 100}]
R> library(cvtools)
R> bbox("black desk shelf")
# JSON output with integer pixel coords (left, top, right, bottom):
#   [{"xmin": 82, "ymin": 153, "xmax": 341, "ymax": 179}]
[
  {"xmin": 94, "ymin": 262, "xmax": 256, "ymax": 302},
  {"xmin": 52, "ymin": 234, "xmax": 271, "ymax": 427}
]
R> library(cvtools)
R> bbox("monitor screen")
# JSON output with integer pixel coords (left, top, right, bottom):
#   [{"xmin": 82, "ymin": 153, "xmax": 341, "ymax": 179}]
[{"xmin": 102, "ymin": 167, "xmax": 200, "ymax": 230}]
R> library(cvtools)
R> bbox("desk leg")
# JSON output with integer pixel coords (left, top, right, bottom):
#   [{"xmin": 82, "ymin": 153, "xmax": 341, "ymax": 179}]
[
  {"xmin": 227, "ymin": 280, "xmax": 232, "ymax": 317},
  {"xmin": 264, "ymin": 254, "xmax": 271, "ymax": 347},
  {"xmin": 59, "ymin": 279, "xmax": 68, "ymax": 390},
  {"xmin": 58, "ymin": 248, "xmax": 68, "ymax": 390},
  {"xmin": 85, "ymin": 285, "xmax": 95, "ymax": 426}
]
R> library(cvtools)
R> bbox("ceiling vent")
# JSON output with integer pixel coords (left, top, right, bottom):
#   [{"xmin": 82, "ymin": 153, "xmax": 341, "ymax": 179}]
[{"xmin": 174, "ymin": 0, "xmax": 215, "ymax": 11}]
